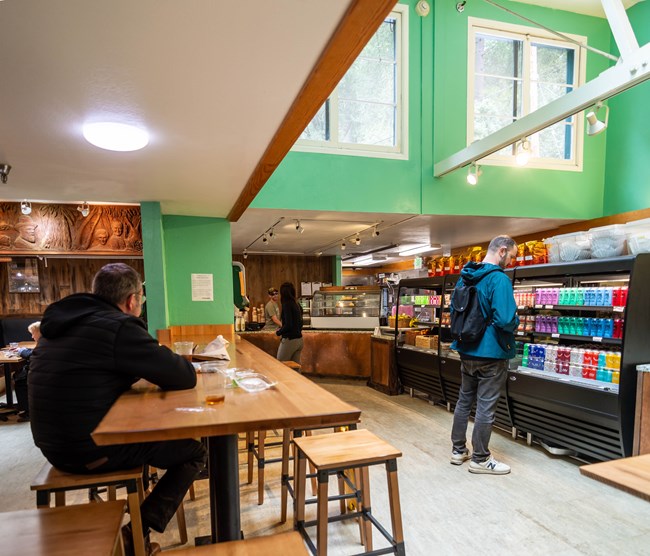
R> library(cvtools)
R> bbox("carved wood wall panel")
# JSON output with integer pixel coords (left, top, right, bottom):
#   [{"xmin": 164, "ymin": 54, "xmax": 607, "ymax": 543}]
[
  {"xmin": 0, "ymin": 202, "xmax": 142, "ymax": 256},
  {"xmin": 232, "ymin": 254, "xmax": 333, "ymax": 309},
  {"xmin": 0, "ymin": 258, "xmax": 145, "ymax": 317}
]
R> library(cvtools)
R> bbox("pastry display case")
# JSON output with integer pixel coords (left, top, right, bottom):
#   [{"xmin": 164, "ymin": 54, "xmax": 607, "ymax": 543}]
[{"xmin": 311, "ymin": 286, "xmax": 381, "ymax": 329}]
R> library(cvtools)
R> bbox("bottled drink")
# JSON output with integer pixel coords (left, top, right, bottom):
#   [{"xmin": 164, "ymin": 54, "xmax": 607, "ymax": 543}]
[
  {"xmin": 611, "ymin": 370, "xmax": 620, "ymax": 384},
  {"xmin": 576, "ymin": 288, "xmax": 584, "ymax": 306},
  {"xmin": 620, "ymin": 286, "xmax": 629, "ymax": 306},
  {"xmin": 603, "ymin": 287, "xmax": 613, "ymax": 306},
  {"xmin": 603, "ymin": 318, "xmax": 614, "ymax": 339}
]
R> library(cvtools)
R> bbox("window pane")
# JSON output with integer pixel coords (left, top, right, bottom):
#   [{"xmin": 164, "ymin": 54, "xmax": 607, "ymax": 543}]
[
  {"xmin": 475, "ymin": 34, "xmax": 523, "ymax": 77},
  {"xmin": 339, "ymin": 57, "xmax": 395, "ymax": 104},
  {"xmin": 359, "ymin": 19, "xmax": 396, "ymax": 60},
  {"xmin": 474, "ymin": 115, "xmax": 518, "ymax": 141},
  {"xmin": 300, "ymin": 101, "xmax": 329, "ymax": 142},
  {"xmin": 474, "ymin": 76, "xmax": 522, "ymax": 118},
  {"xmin": 531, "ymin": 43, "xmax": 574, "ymax": 85},
  {"xmin": 339, "ymin": 100, "xmax": 395, "ymax": 146},
  {"xmin": 534, "ymin": 121, "xmax": 573, "ymax": 160},
  {"xmin": 532, "ymin": 83, "xmax": 574, "ymax": 110}
]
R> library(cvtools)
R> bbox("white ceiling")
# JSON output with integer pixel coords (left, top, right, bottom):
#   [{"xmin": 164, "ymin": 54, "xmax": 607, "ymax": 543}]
[
  {"xmin": 0, "ymin": 0, "xmax": 628, "ymax": 261},
  {"xmin": 511, "ymin": 0, "xmax": 643, "ymax": 17}
]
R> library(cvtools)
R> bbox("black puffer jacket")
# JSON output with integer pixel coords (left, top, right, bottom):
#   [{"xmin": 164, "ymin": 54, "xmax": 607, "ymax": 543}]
[{"xmin": 29, "ymin": 293, "xmax": 196, "ymax": 463}]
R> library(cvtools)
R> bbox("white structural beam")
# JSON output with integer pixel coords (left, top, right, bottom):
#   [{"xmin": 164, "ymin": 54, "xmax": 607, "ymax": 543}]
[
  {"xmin": 435, "ymin": 0, "xmax": 646, "ymax": 178},
  {"xmin": 434, "ymin": 42, "xmax": 650, "ymax": 178},
  {"xmin": 601, "ymin": 0, "xmax": 639, "ymax": 61}
]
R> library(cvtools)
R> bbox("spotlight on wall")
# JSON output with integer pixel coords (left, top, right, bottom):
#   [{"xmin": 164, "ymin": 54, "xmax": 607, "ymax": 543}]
[
  {"xmin": 0, "ymin": 163, "xmax": 11, "ymax": 184},
  {"xmin": 77, "ymin": 202, "xmax": 90, "ymax": 217},
  {"xmin": 20, "ymin": 200, "xmax": 32, "ymax": 215},
  {"xmin": 354, "ymin": 234, "xmax": 361, "ymax": 246},
  {"xmin": 262, "ymin": 234, "xmax": 268, "ymax": 244},
  {"xmin": 295, "ymin": 220, "xmax": 304, "ymax": 234},
  {"xmin": 515, "ymin": 138, "xmax": 531, "ymax": 166},
  {"xmin": 372, "ymin": 227, "xmax": 380, "ymax": 237},
  {"xmin": 340, "ymin": 242, "xmax": 346, "ymax": 251},
  {"xmin": 586, "ymin": 102, "xmax": 609, "ymax": 136},
  {"xmin": 466, "ymin": 162, "xmax": 481, "ymax": 186}
]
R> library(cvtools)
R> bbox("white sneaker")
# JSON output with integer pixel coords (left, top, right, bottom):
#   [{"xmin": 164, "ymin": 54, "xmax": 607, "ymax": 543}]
[
  {"xmin": 450, "ymin": 450, "xmax": 471, "ymax": 465},
  {"xmin": 468, "ymin": 456, "xmax": 511, "ymax": 475}
]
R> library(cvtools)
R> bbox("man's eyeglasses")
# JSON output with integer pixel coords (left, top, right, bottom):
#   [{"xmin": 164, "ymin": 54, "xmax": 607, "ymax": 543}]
[{"xmin": 133, "ymin": 292, "xmax": 146, "ymax": 304}]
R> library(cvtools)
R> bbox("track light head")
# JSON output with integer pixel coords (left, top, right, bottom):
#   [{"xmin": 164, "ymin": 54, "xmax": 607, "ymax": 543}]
[
  {"xmin": 340, "ymin": 242, "xmax": 346, "ymax": 251},
  {"xmin": 586, "ymin": 103, "xmax": 609, "ymax": 136},
  {"xmin": 268, "ymin": 228, "xmax": 275, "ymax": 239},
  {"xmin": 77, "ymin": 202, "xmax": 90, "ymax": 217},
  {"xmin": 262, "ymin": 234, "xmax": 268, "ymax": 244},
  {"xmin": 372, "ymin": 227, "xmax": 379, "ymax": 237},
  {"xmin": 515, "ymin": 138, "xmax": 530, "ymax": 166},
  {"xmin": 466, "ymin": 163, "xmax": 481, "ymax": 185},
  {"xmin": 0, "ymin": 164, "xmax": 11, "ymax": 184},
  {"xmin": 243, "ymin": 249, "xmax": 248, "ymax": 259},
  {"xmin": 20, "ymin": 200, "xmax": 32, "ymax": 215},
  {"xmin": 295, "ymin": 220, "xmax": 304, "ymax": 234},
  {"xmin": 354, "ymin": 234, "xmax": 361, "ymax": 246}
]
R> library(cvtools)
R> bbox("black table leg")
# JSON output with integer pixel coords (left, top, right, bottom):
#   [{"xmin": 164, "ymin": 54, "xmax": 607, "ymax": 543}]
[
  {"xmin": 1, "ymin": 363, "xmax": 15, "ymax": 408},
  {"xmin": 208, "ymin": 434, "xmax": 240, "ymax": 543}
]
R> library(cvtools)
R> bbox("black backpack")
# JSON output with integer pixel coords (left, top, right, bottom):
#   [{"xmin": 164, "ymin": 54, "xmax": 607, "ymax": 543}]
[{"xmin": 450, "ymin": 268, "xmax": 500, "ymax": 344}]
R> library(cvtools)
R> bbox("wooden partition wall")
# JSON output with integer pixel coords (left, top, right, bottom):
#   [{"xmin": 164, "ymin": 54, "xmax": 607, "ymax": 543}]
[
  {"xmin": 232, "ymin": 254, "xmax": 333, "ymax": 308},
  {"xmin": 0, "ymin": 258, "xmax": 145, "ymax": 317}
]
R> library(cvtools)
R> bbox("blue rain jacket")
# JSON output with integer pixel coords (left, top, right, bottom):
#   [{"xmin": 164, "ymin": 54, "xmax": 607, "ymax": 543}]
[{"xmin": 450, "ymin": 262, "xmax": 519, "ymax": 360}]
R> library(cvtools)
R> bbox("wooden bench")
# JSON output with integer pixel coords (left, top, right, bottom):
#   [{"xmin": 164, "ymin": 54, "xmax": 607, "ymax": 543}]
[
  {"xmin": 0, "ymin": 500, "xmax": 127, "ymax": 556},
  {"xmin": 164, "ymin": 531, "xmax": 308, "ymax": 554},
  {"xmin": 580, "ymin": 453, "xmax": 650, "ymax": 502},
  {"xmin": 31, "ymin": 462, "xmax": 146, "ymax": 556}
]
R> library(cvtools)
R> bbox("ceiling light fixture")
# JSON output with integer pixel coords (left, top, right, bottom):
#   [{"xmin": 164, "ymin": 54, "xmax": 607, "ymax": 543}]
[
  {"xmin": 268, "ymin": 228, "xmax": 275, "ymax": 240},
  {"xmin": 295, "ymin": 220, "xmax": 304, "ymax": 234},
  {"xmin": 342, "ymin": 254, "xmax": 374, "ymax": 267},
  {"xmin": 515, "ymin": 138, "xmax": 531, "ymax": 166},
  {"xmin": 398, "ymin": 244, "xmax": 442, "ymax": 257},
  {"xmin": 586, "ymin": 102, "xmax": 609, "ymax": 136},
  {"xmin": 315, "ymin": 251, "xmax": 323, "ymax": 256},
  {"xmin": 262, "ymin": 234, "xmax": 268, "ymax": 244},
  {"xmin": 77, "ymin": 202, "xmax": 90, "ymax": 217},
  {"xmin": 340, "ymin": 242, "xmax": 346, "ymax": 251},
  {"xmin": 0, "ymin": 163, "xmax": 11, "ymax": 184},
  {"xmin": 20, "ymin": 200, "xmax": 32, "ymax": 215},
  {"xmin": 466, "ymin": 162, "xmax": 481, "ymax": 185},
  {"xmin": 372, "ymin": 227, "xmax": 380, "ymax": 237},
  {"xmin": 82, "ymin": 122, "xmax": 150, "ymax": 152},
  {"xmin": 354, "ymin": 234, "xmax": 361, "ymax": 246},
  {"xmin": 243, "ymin": 249, "xmax": 248, "ymax": 259}
]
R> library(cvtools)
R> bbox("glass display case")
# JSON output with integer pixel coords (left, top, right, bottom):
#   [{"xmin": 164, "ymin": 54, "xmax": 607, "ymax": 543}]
[
  {"xmin": 311, "ymin": 287, "xmax": 380, "ymax": 329},
  {"xmin": 298, "ymin": 296, "xmax": 312, "ymax": 328}
]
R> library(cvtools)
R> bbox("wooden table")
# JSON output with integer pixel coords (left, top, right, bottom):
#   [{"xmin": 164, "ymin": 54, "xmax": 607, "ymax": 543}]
[
  {"xmin": 1, "ymin": 500, "xmax": 126, "ymax": 555},
  {"xmin": 0, "ymin": 341, "xmax": 35, "ymax": 408},
  {"xmin": 580, "ymin": 454, "xmax": 650, "ymax": 502},
  {"xmin": 93, "ymin": 337, "xmax": 361, "ymax": 544}
]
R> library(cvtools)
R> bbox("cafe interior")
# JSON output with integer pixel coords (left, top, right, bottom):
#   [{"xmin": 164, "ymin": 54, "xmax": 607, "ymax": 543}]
[{"xmin": 2, "ymin": 0, "xmax": 650, "ymax": 554}]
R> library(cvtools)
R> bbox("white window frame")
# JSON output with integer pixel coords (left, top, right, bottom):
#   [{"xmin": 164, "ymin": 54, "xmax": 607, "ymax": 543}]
[
  {"xmin": 292, "ymin": 3, "xmax": 409, "ymax": 160},
  {"xmin": 467, "ymin": 17, "xmax": 587, "ymax": 171}
]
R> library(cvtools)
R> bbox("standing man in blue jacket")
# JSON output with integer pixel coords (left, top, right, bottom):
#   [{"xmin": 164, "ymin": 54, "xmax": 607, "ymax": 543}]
[{"xmin": 450, "ymin": 236, "xmax": 519, "ymax": 474}]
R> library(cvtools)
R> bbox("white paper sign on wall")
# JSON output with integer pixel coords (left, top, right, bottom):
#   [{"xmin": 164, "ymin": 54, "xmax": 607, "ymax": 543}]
[{"xmin": 191, "ymin": 273, "xmax": 214, "ymax": 301}]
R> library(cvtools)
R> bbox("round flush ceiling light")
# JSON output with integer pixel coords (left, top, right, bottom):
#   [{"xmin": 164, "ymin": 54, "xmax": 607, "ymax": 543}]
[{"xmin": 82, "ymin": 122, "xmax": 149, "ymax": 152}]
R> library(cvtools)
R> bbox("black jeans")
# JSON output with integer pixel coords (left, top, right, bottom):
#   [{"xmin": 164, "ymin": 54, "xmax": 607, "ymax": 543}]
[{"xmin": 46, "ymin": 439, "xmax": 207, "ymax": 533}]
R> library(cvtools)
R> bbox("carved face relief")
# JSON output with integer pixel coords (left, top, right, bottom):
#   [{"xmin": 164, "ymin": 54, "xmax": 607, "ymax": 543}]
[
  {"xmin": 95, "ymin": 228, "xmax": 109, "ymax": 245},
  {"xmin": 111, "ymin": 221, "xmax": 124, "ymax": 236}
]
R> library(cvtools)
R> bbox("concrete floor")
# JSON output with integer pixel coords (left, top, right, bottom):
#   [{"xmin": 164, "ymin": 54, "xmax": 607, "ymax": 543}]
[{"xmin": 2, "ymin": 378, "xmax": 650, "ymax": 555}]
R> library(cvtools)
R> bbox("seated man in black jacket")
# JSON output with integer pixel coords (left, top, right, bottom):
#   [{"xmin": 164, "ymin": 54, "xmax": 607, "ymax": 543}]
[{"xmin": 29, "ymin": 263, "xmax": 206, "ymax": 555}]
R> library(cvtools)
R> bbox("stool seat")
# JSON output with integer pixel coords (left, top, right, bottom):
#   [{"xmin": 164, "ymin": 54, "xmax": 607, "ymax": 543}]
[
  {"xmin": 293, "ymin": 428, "xmax": 402, "ymax": 470},
  {"xmin": 282, "ymin": 360, "xmax": 302, "ymax": 372},
  {"xmin": 164, "ymin": 531, "xmax": 308, "ymax": 554},
  {"xmin": 31, "ymin": 462, "xmax": 144, "ymax": 492}
]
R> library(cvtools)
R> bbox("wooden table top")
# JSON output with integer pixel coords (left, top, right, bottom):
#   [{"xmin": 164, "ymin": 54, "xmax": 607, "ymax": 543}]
[
  {"xmin": 580, "ymin": 453, "xmax": 650, "ymax": 502},
  {"xmin": 93, "ymin": 337, "xmax": 361, "ymax": 445},
  {"xmin": 1, "ymin": 500, "xmax": 125, "ymax": 556},
  {"xmin": 0, "ymin": 341, "xmax": 35, "ymax": 363}
]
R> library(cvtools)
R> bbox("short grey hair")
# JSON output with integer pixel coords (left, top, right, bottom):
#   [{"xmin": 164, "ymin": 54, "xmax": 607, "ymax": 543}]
[
  {"xmin": 487, "ymin": 235, "xmax": 517, "ymax": 253},
  {"xmin": 92, "ymin": 263, "xmax": 142, "ymax": 306},
  {"xmin": 28, "ymin": 321, "xmax": 41, "ymax": 335}
]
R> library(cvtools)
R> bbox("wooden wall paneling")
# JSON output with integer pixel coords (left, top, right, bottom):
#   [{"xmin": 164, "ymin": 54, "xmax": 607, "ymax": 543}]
[
  {"xmin": 0, "ymin": 258, "xmax": 144, "ymax": 317},
  {"xmin": 232, "ymin": 255, "xmax": 333, "ymax": 309}
]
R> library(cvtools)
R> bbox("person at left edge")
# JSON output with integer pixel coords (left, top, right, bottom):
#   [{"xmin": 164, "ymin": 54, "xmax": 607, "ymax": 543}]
[{"xmin": 28, "ymin": 263, "xmax": 207, "ymax": 555}]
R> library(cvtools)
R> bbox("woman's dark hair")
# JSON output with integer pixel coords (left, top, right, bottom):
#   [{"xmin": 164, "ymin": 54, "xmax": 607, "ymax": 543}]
[{"xmin": 279, "ymin": 282, "xmax": 297, "ymax": 305}]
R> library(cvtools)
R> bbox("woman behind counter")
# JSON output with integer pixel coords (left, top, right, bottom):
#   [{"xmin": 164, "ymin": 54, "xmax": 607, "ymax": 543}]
[{"xmin": 275, "ymin": 282, "xmax": 303, "ymax": 364}]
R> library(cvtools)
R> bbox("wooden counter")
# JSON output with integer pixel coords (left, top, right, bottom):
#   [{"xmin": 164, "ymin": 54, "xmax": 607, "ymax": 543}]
[
  {"xmin": 241, "ymin": 330, "xmax": 371, "ymax": 378},
  {"xmin": 369, "ymin": 335, "xmax": 400, "ymax": 395}
]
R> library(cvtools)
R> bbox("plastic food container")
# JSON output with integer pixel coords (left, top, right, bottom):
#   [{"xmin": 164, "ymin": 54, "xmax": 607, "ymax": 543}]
[
  {"xmin": 545, "ymin": 232, "xmax": 591, "ymax": 262},
  {"xmin": 624, "ymin": 218, "xmax": 650, "ymax": 255},
  {"xmin": 235, "ymin": 373, "xmax": 277, "ymax": 392},
  {"xmin": 589, "ymin": 224, "xmax": 626, "ymax": 258}
]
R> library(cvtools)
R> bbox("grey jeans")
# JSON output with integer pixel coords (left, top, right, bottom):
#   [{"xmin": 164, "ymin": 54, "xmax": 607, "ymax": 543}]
[
  {"xmin": 277, "ymin": 337, "xmax": 303, "ymax": 364},
  {"xmin": 451, "ymin": 358, "xmax": 508, "ymax": 462}
]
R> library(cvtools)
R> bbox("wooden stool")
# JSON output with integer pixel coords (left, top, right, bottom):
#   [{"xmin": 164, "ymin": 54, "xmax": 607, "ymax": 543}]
[
  {"xmin": 30, "ymin": 462, "xmax": 147, "ymax": 556},
  {"xmin": 293, "ymin": 429, "xmax": 404, "ymax": 556},
  {"xmin": 1, "ymin": 500, "xmax": 127, "ymax": 556},
  {"xmin": 282, "ymin": 360, "xmax": 302, "ymax": 373},
  {"xmin": 281, "ymin": 423, "xmax": 358, "ymax": 523},
  {"xmin": 164, "ymin": 530, "xmax": 309, "ymax": 554}
]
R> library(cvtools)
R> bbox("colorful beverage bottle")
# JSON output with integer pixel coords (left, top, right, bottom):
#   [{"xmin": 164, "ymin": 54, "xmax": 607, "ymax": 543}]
[
  {"xmin": 603, "ymin": 287, "xmax": 613, "ymax": 306},
  {"xmin": 603, "ymin": 318, "xmax": 614, "ymax": 339},
  {"xmin": 576, "ymin": 287, "xmax": 584, "ymax": 306},
  {"xmin": 620, "ymin": 286, "xmax": 629, "ymax": 306},
  {"xmin": 612, "ymin": 287, "xmax": 622, "ymax": 306}
]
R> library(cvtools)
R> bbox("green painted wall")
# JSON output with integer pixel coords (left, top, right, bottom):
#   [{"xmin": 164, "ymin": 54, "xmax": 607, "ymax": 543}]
[
  {"xmin": 141, "ymin": 202, "xmax": 169, "ymax": 334},
  {"xmin": 429, "ymin": 0, "xmax": 611, "ymax": 219},
  {"xmin": 162, "ymin": 215, "xmax": 233, "ymax": 325},
  {"xmin": 253, "ymin": 0, "xmax": 614, "ymax": 221},
  {"xmin": 602, "ymin": 2, "xmax": 650, "ymax": 215}
]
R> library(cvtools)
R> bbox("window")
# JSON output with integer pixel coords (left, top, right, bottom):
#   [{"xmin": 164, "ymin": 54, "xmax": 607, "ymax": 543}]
[
  {"xmin": 468, "ymin": 18, "xmax": 586, "ymax": 170},
  {"xmin": 293, "ymin": 4, "xmax": 408, "ymax": 159}
]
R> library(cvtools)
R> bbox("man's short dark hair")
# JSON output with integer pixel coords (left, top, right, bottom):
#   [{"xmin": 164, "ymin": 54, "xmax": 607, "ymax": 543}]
[
  {"xmin": 92, "ymin": 263, "xmax": 142, "ymax": 306},
  {"xmin": 487, "ymin": 235, "xmax": 517, "ymax": 253}
]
